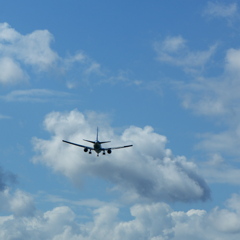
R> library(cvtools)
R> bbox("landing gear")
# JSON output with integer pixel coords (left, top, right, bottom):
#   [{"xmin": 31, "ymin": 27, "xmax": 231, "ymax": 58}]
[{"xmin": 89, "ymin": 150, "xmax": 92, "ymax": 154}]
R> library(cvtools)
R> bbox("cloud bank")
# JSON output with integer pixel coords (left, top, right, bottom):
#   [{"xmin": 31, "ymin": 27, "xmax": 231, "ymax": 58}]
[
  {"xmin": 32, "ymin": 109, "xmax": 210, "ymax": 203},
  {"xmin": 0, "ymin": 194, "xmax": 240, "ymax": 239}
]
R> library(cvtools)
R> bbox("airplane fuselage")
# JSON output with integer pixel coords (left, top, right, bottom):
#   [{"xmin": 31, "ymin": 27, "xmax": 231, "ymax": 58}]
[{"xmin": 94, "ymin": 141, "xmax": 102, "ymax": 153}]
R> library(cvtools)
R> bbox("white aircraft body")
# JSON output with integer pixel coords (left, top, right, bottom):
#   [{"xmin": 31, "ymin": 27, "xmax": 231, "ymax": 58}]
[{"xmin": 62, "ymin": 128, "xmax": 133, "ymax": 156}]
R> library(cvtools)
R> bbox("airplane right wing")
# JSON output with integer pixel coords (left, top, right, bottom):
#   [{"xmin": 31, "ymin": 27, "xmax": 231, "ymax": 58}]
[
  {"xmin": 62, "ymin": 140, "xmax": 94, "ymax": 150},
  {"xmin": 103, "ymin": 144, "xmax": 133, "ymax": 150}
]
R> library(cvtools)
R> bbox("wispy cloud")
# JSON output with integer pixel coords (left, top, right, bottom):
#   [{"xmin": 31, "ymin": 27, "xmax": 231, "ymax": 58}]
[
  {"xmin": 203, "ymin": 2, "xmax": 238, "ymax": 18},
  {"xmin": 42, "ymin": 193, "xmax": 108, "ymax": 208},
  {"xmin": 101, "ymin": 70, "xmax": 143, "ymax": 86},
  {"xmin": 0, "ymin": 114, "xmax": 11, "ymax": 119},
  {"xmin": 0, "ymin": 89, "xmax": 73, "ymax": 103},
  {"xmin": 201, "ymin": 159, "xmax": 240, "ymax": 185},
  {"xmin": 153, "ymin": 36, "xmax": 217, "ymax": 73},
  {"xmin": 175, "ymin": 46, "xmax": 240, "ymax": 156},
  {"xmin": 161, "ymin": 35, "xmax": 240, "ymax": 182}
]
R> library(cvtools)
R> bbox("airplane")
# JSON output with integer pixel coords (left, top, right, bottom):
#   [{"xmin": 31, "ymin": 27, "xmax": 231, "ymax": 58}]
[{"xmin": 62, "ymin": 127, "xmax": 133, "ymax": 156}]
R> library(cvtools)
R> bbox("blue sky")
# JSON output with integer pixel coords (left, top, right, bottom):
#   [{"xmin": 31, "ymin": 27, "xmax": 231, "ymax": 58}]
[{"xmin": 1, "ymin": 0, "xmax": 240, "ymax": 239}]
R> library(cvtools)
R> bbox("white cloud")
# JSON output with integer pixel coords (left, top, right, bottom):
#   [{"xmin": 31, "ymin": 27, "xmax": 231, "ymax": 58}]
[
  {"xmin": 174, "ymin": 45, "xmax": 240, "ymax": 162},
  {"xmin": 63, "ymin": 52, "xmax": 102, "ymax": 76},
  {"xmin": 0, "ymin": 22, "xmax": 59, "ymax": 85},
  {"xmin": 0, "ymin": 57, "xmax": 28, "ymax": 85},
  {"xmin": 169, "ymin": 44, "xmax": 240, "ymax": 183},
  {"xmin": 204, "ymin": 2, "xmax": 238, "ymax": 18},
  {"xmin": 0, "ymin": 23, "xmax": 59, "ymax": 71},
  {"xmin": 1, "ymin": 195, "xmax": 240, "ymax": 239},
  {"xmin": 0, "ymin": 23, "xmax": 104, "ymax": 87},
  {"xmin": 9, "ymin": 190, "xmax": 35, "ymax": 217},
  {"xmin": 0, "ymin": 188, "xmax": 35, "ymax": 217},
  {"xmin": 32, "ymin": 109, "xmax": 210, "ymax": 203},
  {"xmin": 198, "ymin": 152, "xmax": 240, "ymax": 185},
  {"xmin": 0, "ymin": 22, "xmax": 139, "ymax": 89},
  {"xmin": 225, "ymin": 48, "xmax": 240, "ymax": 75},
  {"xmin": 102, "ymin": 70, "xmax": 143, "ymax": 87},
  {"xmin": 160, "ymin": 36, "xmax": 186, "ymax": 52},
  {"xmin": 0, "ymin": 22, "xmax": 20, "ymax": 41},
  {"xmin": 196, "ymin": 128, "xmax": 240, "ymax": 156},
  {"xmin": 154, "ymin": 36, "xmax": 217, "ymax": 73},
  {"xmin": 16, "ymin": 30, "xmax": 58, "ymax": 70}
]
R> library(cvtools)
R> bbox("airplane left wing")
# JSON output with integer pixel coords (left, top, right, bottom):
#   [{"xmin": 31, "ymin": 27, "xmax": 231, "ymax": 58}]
[{"xmin": 62, "ymin": 140, "xmax": 94, "ymax": 150}]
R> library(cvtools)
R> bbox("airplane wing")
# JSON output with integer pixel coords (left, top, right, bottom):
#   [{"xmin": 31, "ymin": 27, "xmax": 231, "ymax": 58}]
[
  {"xmin": 62, "ymin": 140, "xmax": 94, "ymax": 150},
  {"xmin": 103, "ymin": 144, "xmax": 133, "ymax": 150}
]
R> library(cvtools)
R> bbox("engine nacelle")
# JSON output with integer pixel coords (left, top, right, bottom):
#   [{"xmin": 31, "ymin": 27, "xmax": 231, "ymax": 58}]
[
  {"xmin": 107, "ymin": 149, "xmax": 112, "ymax": 154},
  {"xmin": 84, "ymin": 147, "xmax": 88, "ymax": 152}
]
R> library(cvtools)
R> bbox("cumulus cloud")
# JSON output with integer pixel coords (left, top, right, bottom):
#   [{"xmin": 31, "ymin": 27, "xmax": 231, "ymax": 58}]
[
  {"xmin": 0, "ymin": 22, "xmax": 141, "ymax": 89},
  {"xmin": 32, "ymin": 109, "xmax": 210, "ymax": 203},
  {"xmin": 0, "ymin": 22, "xmax": 60, "ymax": 85},
  {"xmin": 0, "ymin": 166, "xmax": 33, "ymax": 218},
  {"xmin": 1, "ymin": 195, "xmax": 240, "ymax": 239},
  {"xmin": 0, "ymin": 22, "xmax": 58, "ymax": 70},
  {"xmin": 0, "ymin": 22, "xmax": 104, "ymax": 87},
  {"xmin": 153, "ymin": 36, "xmax": 217, "ymax": 73},
  {"xmin": 0, "ymin": 57, "xmax": 28, "ymax": 85},
  {"xmin": 0, "ymin": 188, "xmax": 35, "ymax": 217}
]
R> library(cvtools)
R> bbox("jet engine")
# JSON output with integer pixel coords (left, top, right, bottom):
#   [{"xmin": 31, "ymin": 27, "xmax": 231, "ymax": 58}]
[
  {"xmin": 107, "ymin": 149, "xmax": 112, "ymax": 154},
  {"xmin": 84, "ymin": 147, "xmax": 88, "ymax": 152}
]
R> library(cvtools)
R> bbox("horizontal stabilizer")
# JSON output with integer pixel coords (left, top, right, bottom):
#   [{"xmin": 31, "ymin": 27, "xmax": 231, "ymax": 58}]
[
  {"xmin": 83, "ymin": 139, "xmax": 96, "ymax": 144},
  {"xmin": 99, "ymin": 141, "xmax": 111, "ymax": 144}
]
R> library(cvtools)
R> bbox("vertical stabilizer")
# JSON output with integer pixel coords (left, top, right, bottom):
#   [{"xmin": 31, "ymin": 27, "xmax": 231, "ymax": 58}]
[{"xmin": 96, "ymin": 127, "xmax": 99, "ymax": 142}]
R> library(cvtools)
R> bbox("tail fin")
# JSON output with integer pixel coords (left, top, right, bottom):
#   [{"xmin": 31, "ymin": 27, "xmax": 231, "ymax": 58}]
[
  {"xmin": 96, "ymin": 127, "xmax": 111, "ymax": 144},
  {"xmin": 96, "ymin": 127, "xmax": 99, "ymax": 142}
]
